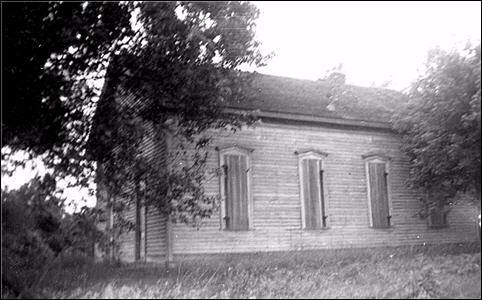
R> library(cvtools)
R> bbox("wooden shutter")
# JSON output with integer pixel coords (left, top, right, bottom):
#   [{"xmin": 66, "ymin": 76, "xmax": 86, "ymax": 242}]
[
  {"xmin": 134, "ymin": 197, "xmax": 146, "ymax": 261},
  {"xmin": 225, "ymin": 155, "xmax": 249, "ymax": 230},
  {"xmin": 429, "ymin": 207, "xmax": 448, "ymax": 227},
  {"xmin": 368, "ymin": 162, "xmax": 390, "ymax": 228},
  {"xmin": 140, "ymin": 205, "xmax": 146, "ymax": 260},
  {"xmin": 302, "ymin": 159, "xmax": 322, "ymax": 229},
  {"xmin": 320, "ymin": 169, "xmax": 327, "ymax": 228},
  {"xmin": 135, "ymin": 194, "xmax": 141, "ymax": 261}
]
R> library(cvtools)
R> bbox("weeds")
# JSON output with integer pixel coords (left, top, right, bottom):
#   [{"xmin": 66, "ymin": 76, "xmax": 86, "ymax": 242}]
[{"xmin": 34, "ymin": 243, "xmax": 482, "ymax": 299}]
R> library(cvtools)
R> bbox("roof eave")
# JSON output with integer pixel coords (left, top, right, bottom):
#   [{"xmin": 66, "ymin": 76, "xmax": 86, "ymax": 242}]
[{"xmin": 223, "ymin": 107, "xmax": 393, "ymax": 131}]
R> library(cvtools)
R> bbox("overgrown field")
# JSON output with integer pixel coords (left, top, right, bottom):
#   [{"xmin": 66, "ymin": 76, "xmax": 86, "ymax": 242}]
[{"xmin": 37, "ymin": 243, "xmax": 481, "ymax": 298}]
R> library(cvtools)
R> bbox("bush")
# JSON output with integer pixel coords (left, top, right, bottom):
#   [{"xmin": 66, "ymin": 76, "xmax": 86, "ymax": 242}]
[
  {"xmin": 1, "ymin": 176, "xmax": 104, "ymax": 298},
  {"xmin": 58, "ymin": 252, "xmax": 95, "ymax": 269}
]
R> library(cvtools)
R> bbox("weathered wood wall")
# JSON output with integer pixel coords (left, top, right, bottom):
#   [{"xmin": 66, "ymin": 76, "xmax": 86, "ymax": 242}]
[
  {"xmin": 117, "ymin": 120, "xmax": 169, "ymax": 262},
  {"xmin": 110, "ymin": 89, "xmax": 170, "ymax": 262},
  {"xmin": 140, "ymin": 121, "xmax": 169, "ymax": 263},
  {"xmin": 167, "ymin": 121, "xmax": 478, "ymax": 255},
  {"xmin": 101, "ymin": 88, "xmax": 478, "ymax": 262}
]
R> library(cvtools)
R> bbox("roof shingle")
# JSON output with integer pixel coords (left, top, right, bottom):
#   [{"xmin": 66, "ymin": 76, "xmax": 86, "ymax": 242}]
[{"xmin": 226, "ymin": 73, "xmax": 407, "ymax": 124}]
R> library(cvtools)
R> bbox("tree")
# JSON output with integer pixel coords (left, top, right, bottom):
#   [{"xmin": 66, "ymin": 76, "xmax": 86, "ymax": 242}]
[
  {"xmin": 2, "ymin": 2, "xmax": 269, "ymax": 227},
  {"xmin": 2, "ymin": 2, "xmax": 135, "ymax": 202},
  {"xmin": 3, "ymin": 2, "xmax": 133, "ymax": 153},
  {"xmin": 2, "ymin": 174, "xmax": 105, "ymax": 298},
  {"xmin": 89, "ymin": 2, "xmax": 269, "ymax": 229},
  {"xmin": 393, "ymin": 44, "xmax": 481, "ymax": 216}
]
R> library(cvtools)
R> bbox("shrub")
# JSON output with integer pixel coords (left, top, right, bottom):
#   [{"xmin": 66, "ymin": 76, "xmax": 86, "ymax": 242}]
[{"xmin": 1, "ymin": 176, "xmax": 104, "ymax": 298}]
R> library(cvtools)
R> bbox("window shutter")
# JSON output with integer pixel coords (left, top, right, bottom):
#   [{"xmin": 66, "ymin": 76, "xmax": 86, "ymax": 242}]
[
  {"xmin": 429, "ymin": 207, "xmax": 448, "ymax": 228},
  {"xmin": 302, "ymin": 159, "xmax": 322, "ymax": 229},
  {"xmin": 238, "ymin": 156, "xmax": 249, "ymax": 229},
  {"xmin": 222, "ymin": 164, "xmax": 230, "ymax": 229},
  {"xmin": 368, "ymin": 162, "xmax": 390, "ymax": 228},
  {"xmin": 225, "ymin": 155, "xmax": 249, "ymax": 230},
  {"xmin": 320, "ymin": 169, "xmax": 327, "ymax": 228},
  {"xmin": 135, "ymin": 193, "xmax": 141, "ymax": 261}
]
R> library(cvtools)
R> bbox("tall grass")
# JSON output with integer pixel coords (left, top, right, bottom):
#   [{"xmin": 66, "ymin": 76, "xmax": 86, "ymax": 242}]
[{"xmin": 38, "ymin": 243, "xmax": 480, "ymax": 299}]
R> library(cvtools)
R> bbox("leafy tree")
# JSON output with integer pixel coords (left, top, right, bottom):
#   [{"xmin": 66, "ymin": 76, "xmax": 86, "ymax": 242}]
[
  {"xmin": 89, "ymin": 1, "xmax": 269, "ymax": 232},
  {"xmin": 2, "ymin": 2, "xmax": 136, "ymax": 209},
  {"xmin": 1, "ymin": 175, "xmax": 105, "ymax": 298},
  {"xmin": 393, "ymin": 44, "xmax": 481, "ymax": 216},
  {"xmin": 3, "ymin": 2, "xmax": 133, "ymax": 153},
  {"xmin": 2, "ymin": 2, "xmax": 269, "ymax": 261}
]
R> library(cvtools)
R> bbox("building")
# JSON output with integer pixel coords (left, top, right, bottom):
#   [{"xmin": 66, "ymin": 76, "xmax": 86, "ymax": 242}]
[{"xmin": 92, "ymin": 72, "xmax": 479, "ymax": 264}]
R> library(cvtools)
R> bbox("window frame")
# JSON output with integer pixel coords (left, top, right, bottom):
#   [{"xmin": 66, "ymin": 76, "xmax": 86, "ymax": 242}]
[
  {"xmin": 296, "ymin": 150, "xmax": 329, "ymax": 230},
  {"xmin": 427, "ymin": 206, "xmax": 449, "ymax": 228},
  {"xmin": 134, "ymin": 191, "xmax": 147, "ymax": 262},
  {"xmin": 363, "ymin": 154, "xmax": 392, "ymax": 228},
  {"xmin": 218, "ymin": 146, "xmax": 254, "ymax": 231}
]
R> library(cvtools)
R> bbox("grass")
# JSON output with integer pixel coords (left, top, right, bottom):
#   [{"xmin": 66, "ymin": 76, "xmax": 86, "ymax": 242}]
[{"xmin": 38, "ymin": 243, "xmax": 480, "ymax": 299}]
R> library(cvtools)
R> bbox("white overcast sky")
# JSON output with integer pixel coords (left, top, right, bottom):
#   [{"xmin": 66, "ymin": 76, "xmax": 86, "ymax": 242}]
[{"xmin": 251, "ymin": 1, "xmax": 481, "ymax": 91}]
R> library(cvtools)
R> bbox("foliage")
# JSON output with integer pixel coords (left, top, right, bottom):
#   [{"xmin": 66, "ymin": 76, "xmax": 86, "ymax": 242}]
[
  {"xmin": 1, "ymin": 175, "xmax": 105, "ymax": 298},
  {"xmin": 87, "ymin": 1, "xmax": 268, "ymax": 232},
  {"xmin": 3, "ymin": 2, "xmax": 268, "ymax": 235},
  {"xmin": 2, "ymin": 1, "xmax": 267, "ymax": 268},
  {"xmin": 2, "ymin": 2, "xmax": 133, "ymax": 153},
  {"xmin": 393, "ymin": 44, "xmax": 481, "ymax": 215}
]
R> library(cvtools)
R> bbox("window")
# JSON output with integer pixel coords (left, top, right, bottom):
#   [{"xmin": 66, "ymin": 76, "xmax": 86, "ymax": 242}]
[
  {"xmin": 218, "ymin": 146, "xmax": 253, "ymax": 230},
  {"xmin": 363, "ymin": 154, "xmax": 391, "ymax": 228},
  {"xmin": 135, "ymin": 195, "xmax": 146, "ymax": 261},
  {"xmin": 428, "ymin": 206, "xmax": 448, "ymax": 228},
  {"xmin": 297, "ymin": 150, "xmax": 328, "ymax": 229}
]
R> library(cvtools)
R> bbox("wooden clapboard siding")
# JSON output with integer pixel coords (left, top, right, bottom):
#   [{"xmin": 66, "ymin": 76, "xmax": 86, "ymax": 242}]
[
  {"xmin": 145, "ymin": 207, "xmax": 168, "ymax": 262},
  {"xmin": 107, "ymin": 91, "xmax": 477, "ymax": 259},
  {"xmin": 139, "ymin": 121, "xmax": 169, "ymax": 262},
  {"xmin": 167, "ymin": 121, "xmax": 478, "ymax": 255},
  {"xmin": 108, "ymin": 90, "xmax": 169, "ymax": 262},
  {"xmin": 118, "ymin": 197, "xmax": 136, "ymax": 262}
]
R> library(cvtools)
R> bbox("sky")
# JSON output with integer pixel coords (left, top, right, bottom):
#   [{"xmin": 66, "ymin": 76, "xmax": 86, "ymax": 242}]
[
  {"xmin": 1, "ymin": 149, "xmax": 94, "ymax": 213},
  {"xmin": 251, "ymin": 1, "xmax": 481, "ymax": 91},
  {"xmin": 2, "ymin": 1, "xmax": 481, "ymax": 210}
]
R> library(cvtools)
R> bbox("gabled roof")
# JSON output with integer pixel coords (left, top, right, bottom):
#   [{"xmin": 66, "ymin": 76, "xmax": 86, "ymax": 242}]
[
  {"xmin": 89, "ymin": 71, "xmax": 407, "ymax": 158},
  {"xmin": 226, "ymin": 73, "xmax": 407, "ymax": 126}
]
